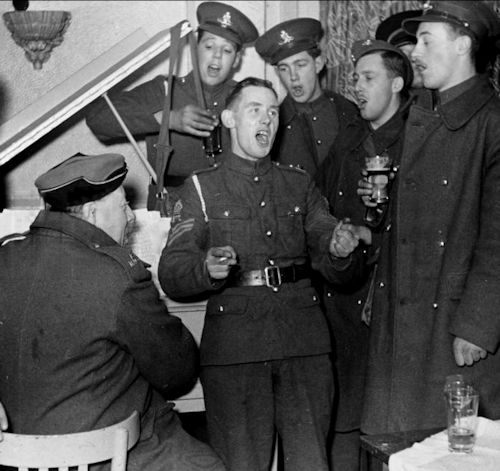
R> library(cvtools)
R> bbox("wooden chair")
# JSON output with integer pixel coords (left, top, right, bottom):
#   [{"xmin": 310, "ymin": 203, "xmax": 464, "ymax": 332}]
[{"xmin": 0, "ymin": 410, "xmax": 140, "ymax": 471}]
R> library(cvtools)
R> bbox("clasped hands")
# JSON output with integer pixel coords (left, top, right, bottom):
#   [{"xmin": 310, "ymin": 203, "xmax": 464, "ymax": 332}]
[{"xmin": 330, "ymin": 219, "xmax": 372, "ymax": 258}]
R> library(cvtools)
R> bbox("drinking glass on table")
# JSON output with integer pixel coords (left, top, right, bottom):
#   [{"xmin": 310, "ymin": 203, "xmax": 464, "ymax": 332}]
[{"xmin": 444, "ymin": 381, "xmax": 479, "ymax": 453}]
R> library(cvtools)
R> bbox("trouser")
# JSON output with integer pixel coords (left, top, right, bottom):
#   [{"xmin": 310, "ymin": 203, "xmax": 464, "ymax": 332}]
[
  {"xmin": 201, "ymin": 355, "xmax": 334, "ymax": 471},
  {"xmin": 330, "ymin": 429, "xmax": 363, "ymax": 471}
]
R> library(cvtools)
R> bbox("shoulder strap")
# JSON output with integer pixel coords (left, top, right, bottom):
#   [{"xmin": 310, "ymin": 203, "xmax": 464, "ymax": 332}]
[
  {"xmin": 188, "ymin": 32, "xmax": 207, "ymax": 109},
  {"xmin": 154, "ymin": 20, "xmax": 183, "ymax": 193},
  {"xmin": 153, "ymin": 22, "xmax": 208, "ymax": 215}
]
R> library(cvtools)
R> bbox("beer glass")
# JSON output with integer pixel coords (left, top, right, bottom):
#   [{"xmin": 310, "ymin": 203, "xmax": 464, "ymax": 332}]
[{"xmin": 364, "ymin": 152, "xmax": 393, "ymax": 204}]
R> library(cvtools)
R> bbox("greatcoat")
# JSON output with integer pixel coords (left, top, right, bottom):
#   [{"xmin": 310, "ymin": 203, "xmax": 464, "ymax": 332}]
[
  {"xmin": 0, "ymin": 210, "xmax": 224, "ymax": 471},
  {"xmin": 362, "ymin": 75, "xmax": 500, "ymax": 434}
]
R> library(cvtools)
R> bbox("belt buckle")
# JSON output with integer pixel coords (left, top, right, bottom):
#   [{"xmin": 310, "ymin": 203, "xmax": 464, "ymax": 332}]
[{"xmin": 264, "ymin": 265, "xmax": 281, "ymax": 289}]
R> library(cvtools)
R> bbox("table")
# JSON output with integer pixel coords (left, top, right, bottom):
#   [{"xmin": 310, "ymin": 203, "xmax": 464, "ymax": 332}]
[{"xmin": 360, "ymin": 427, "xmax": 443, "ymax": 470}]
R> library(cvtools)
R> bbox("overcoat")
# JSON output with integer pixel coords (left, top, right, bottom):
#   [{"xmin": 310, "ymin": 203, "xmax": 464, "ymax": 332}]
[
  {"xmin": 0, "ymin": 210, "xmax": 223, "ymax": 470},
  {"xmin": 317, "ymin": 100, "xmax": 411, "ymax": 432},
  {"xmin": 362, "ymin": 75, "xmax": 500, "ymax": 434}
]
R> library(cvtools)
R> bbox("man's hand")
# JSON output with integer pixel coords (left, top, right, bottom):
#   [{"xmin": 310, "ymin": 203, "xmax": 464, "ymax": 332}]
[
  {"xmin": 357, "ymin": 169, "xmax": 378, "ymax": 208},
  {"xmin": 0, "ymin": 401, "xmax": 8, "ymax": 441},
  {"xmin": 169, "ymin": 105, "xmax": 218, "ymax": 137},
  {"xmin": 329, "ymin": 220, "xmax": 362, "ymax": 258},
  {"xmin": 453, "ymin": 337, "xmax": 487, "ymax": 366},
  {"xmin": 357, "ymin": 168, "xmax": 397, "ymax": 208},
  {"xmin": 206, "ymin": 246, "xmax": 237, "ymax": 280}
]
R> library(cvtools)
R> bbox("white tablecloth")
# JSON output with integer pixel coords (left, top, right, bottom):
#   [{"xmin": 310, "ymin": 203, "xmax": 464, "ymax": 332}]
[{"xmin": 389, "ymin": 418, "xmax": 500, "ymax": 470}]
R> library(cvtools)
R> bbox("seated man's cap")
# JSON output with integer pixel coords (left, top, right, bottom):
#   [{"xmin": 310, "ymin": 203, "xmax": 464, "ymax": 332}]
[
  {"xmin": 351, "ymin": 38, "xmax": 414, "ymax": 89},
  {"xmin": 402, "ymin": 1, "xmax": 499, "ymax": 41},
  {"xmin": 35, "ymin": 153, "xmax": 128, "ymax": 209},
  {"xmin": 376, "ymin": 10, "xmax": 422, "ymax": 47},
  {"xmin": 197, "ymin": 1, "xmax": 258, "ymax": 47},
  {"xmin": 255, "ymin": 18, "xmax": 323, "ymax": 65}
]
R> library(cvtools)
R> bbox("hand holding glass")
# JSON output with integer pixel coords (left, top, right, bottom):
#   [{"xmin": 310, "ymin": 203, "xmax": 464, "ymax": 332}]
[{"xmin": 364, "ymin": 153, "xmax": 392, "ymax": 204}]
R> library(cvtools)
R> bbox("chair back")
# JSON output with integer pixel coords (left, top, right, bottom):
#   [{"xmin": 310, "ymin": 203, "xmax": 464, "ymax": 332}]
[{"xmin": 0, "ymin": 410, "xmax": 140, "ymax": 471}]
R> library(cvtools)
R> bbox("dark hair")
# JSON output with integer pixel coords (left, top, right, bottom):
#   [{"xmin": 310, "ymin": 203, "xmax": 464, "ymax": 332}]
[
  {"xmin": 380, "ymin": 50, "xmax": 413, "ymax": 96},
  {"xmin": 197, "ymin": 28, "xmax": 242, "ymax": 52},
  {"xmin": 225, "ymin": 77, "xmax": 278, "ymax": 109}
]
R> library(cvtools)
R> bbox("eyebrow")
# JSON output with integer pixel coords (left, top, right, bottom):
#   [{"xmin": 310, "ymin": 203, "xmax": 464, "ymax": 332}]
[{"xmin": 246, "ymin": 101, "xmax": 263, "ymax": 107}]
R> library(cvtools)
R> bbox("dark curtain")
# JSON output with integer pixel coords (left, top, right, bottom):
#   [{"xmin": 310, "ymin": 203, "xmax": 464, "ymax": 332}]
[{"xmin": 320, "ymin": 0, "xmax": 500, "ymax": 100}]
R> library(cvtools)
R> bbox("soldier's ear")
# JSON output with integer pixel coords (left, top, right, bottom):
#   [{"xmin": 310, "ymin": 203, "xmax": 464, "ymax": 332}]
[
  {"xmin": 314, "ymin": 54, "xmax": 326, "ymax": 74},
  {"xmin": 221, "ymin": 109, "xmax": 235, "ymax": 128},
  {"xmin": 81, "ymin": 201, "xmax": 96, "ymax": 224},
  {"xmin": 232, "ymin": 51, "xmax": 242, "ymax": 70},
  {"xmin": 392, "ymin": 76, "xmax": 404, "ymax": 94}
]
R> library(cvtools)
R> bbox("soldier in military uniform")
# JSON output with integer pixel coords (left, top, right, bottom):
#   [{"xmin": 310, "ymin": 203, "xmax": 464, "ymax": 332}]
[
  {"xmin": 255, "ymin": 18, "xmax": 358, "ymax": 178},
  {"xmin": 0, "ymin": 153, "xmax": 225, "ymax": 471},
  {"xmin": 85, "ymin": 2, "xmax": 258, "ymax": 199},
  {"xmin": 316, "ymin": 39, "xmax": 414, "ymax": 471},
  {"xmin": 358, "ymin": 0, "xmax": 500, "ymax": 437},
  {"xmin": 159, "ymin": 77, "xmax": 371, "ymax": 471}
]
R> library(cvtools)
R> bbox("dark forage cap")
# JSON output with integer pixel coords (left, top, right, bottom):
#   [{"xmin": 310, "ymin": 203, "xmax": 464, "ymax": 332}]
[
  {"xmin": 35, "ymin": 153, "xmax": 128, "ymax": 209},
  {"xmin": 376, "ymin": 10, "xmax": 423, "ymax": 47},
  {"xmin": 351, "ymin": 38, "xmax": 414, "ymax": 88},
  {"xmin": 197, "ymin": 1, "xmax": 258, "ymax": 47},
  {"xmin": 255, "ymin": 18, "xmax": 323, "ymax": 65},
  {"xmin": 402, "ymin": 1, "xmax": 500, "ymax": 41}
]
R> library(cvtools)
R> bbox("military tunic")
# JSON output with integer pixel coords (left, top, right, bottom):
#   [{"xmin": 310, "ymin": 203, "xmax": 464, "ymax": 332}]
[
  {"xmin": 86, "ymin": 72, "xmax": 235, "ymax": 182},
  {"xmin": 273, "ymin": 90, "xmax": 358, "ymax": 177},
  {"xmin": 159, "ymin": 151, "xmax": 365, "ymax": 471},
  {"xmin": 0, "ymin": 210, "xmax": 224, "ymax": 471}
]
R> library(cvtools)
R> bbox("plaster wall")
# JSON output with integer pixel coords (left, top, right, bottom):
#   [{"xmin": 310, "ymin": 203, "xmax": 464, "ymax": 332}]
[{"xmin": 0, "ymin": 0, "xmax": 319, "ymax": 208}]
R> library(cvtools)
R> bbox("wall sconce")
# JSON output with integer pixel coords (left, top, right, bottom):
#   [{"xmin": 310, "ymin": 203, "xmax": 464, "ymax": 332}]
[{"xmin": 3, "ymin": 9, "xmax": 71, "ymax": 70}]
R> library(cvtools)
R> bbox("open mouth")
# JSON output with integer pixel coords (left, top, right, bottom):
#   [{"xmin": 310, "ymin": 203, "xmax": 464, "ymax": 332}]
[
  {"xmin": 256, "ymin": 130, "xmax": 270, "ymax": 146},
  {"xmin": 207, "ymin": 63, "xmax": 221, "ymax": 76}
]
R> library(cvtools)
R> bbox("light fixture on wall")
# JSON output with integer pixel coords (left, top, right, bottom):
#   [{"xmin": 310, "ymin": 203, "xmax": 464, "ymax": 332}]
[{"xmin": 3, "ymin": 1, "xmax": 71, "ymax": 70}]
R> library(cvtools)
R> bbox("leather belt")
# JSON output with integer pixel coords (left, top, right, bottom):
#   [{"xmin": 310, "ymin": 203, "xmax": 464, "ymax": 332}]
[{"xmin": 230, "ymin": 264, "xmax": 311, "ymax": 289}]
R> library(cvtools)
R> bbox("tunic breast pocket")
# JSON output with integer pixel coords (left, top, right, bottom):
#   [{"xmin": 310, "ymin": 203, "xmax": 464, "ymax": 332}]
[
  {"xmin": 208, "ymin": 204, "xmax": 251, "ymax": 248},
  {"xmin": 276, "ymin": 202, "xmax": 306, "ymax": 253}
]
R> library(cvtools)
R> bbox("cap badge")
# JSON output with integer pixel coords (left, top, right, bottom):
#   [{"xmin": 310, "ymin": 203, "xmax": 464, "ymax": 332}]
[
  {"xmin": 423, "ymin": 1, "xmax": 433, "ymax": 14},
  {"xmin": 278, "ymin": 30, "xmax": 294, "ymax": 45},
  {"xmin": 362, "ymin": 39, "xmax": 372, "ymax": 46},
  {"xmin": 217, "ymin": 12, "xmax": 232, "ymax": 29}
]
